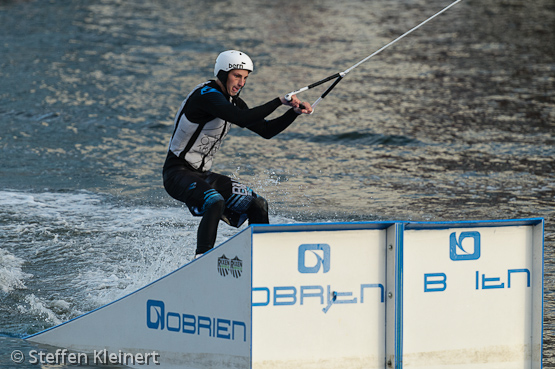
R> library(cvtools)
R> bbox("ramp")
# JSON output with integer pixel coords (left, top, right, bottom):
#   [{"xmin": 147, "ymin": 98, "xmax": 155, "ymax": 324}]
[{"xmin": 26, "ymin": 219, "xmax": 544, "ymax": 368}]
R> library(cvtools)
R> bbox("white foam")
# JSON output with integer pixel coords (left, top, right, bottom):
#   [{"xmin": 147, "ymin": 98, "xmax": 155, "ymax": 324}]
[
  {"xmin": 0, "ymin": 190, "xmax": 299, "ymax": 322},
  {"xmin": 0, "ymin": 248, "xmax": 32, "ymax": 293},
  {"xmin": 17, "ymin": 294, "xmax": 63, "ymax": 326}
]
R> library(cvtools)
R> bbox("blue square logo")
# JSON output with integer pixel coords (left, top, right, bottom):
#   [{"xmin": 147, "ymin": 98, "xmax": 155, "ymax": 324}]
[
  {"xmin": 450, "ymin": 231, "xmax": 480, "ymax": 261},
  {"xmin": 298, "ymin": 244, "xmax": 330, "ymax": 273}
]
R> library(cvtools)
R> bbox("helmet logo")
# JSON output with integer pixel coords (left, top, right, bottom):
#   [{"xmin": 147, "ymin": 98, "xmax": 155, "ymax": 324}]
[{"xmin": 228, "ymin": 63, "xmax": 245, "ymax": 70}]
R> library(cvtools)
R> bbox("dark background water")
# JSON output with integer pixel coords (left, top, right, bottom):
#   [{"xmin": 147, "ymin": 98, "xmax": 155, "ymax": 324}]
[{"xmin": 0, "ymin": 0, "xmax": 554, "ymax": 367}]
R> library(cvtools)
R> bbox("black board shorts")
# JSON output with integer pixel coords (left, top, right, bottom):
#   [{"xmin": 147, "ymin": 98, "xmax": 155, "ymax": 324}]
[{"xmin": 163, "ymin": 163, "xmax": 261, "ymax": 228}]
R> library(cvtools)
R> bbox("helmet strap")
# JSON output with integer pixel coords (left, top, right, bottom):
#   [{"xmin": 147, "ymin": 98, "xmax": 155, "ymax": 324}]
[{"xmin": 216, "ymin": 70, "xmax": 229, "ymax": 90}]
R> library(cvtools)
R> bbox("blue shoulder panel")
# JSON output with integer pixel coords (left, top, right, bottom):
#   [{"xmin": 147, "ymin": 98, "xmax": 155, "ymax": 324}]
[{"xmin": 200, "ymin": 86, "xmax": 221, "ymax": 95}]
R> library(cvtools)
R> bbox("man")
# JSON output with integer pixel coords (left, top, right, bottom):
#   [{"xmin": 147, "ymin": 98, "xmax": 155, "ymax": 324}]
[{"xmin": 163, "ymin": 50, "xmax": 312, "ymax": 257}]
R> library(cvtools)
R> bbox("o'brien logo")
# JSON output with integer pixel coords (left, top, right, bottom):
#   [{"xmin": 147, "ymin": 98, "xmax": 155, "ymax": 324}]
[
  {"xmin": 298, "ymin": 244, "xmax": 330, "ymax": 273},
  {"xmin": 450, "ymin": 231, "xmax": 481, "ymax": 261},
  {"xmin": 146, "ymin": 300, "xmax": 247, "ymax": 342},
  {"xmin": 218, "ymin": 255, "xmax": 242, "ymax": 278},
  {"xmin": 146, "ymin": 299, "xmax": 165, "ymax": 330}
]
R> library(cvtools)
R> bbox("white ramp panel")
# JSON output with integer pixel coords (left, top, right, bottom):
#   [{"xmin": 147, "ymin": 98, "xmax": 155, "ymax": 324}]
[
  {"xmin": 402, "ymin": 224, "xmax": 540, "ymax": 369},
  {"xmin": 251, "ymin": 229, "xmax": 387, "ymax": 369},
  {"xmin": 26, "ymin": 230, "xmax": 253, "ymax": 369}
]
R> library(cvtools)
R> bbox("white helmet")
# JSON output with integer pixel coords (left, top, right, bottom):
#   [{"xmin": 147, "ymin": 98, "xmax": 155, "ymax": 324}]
[{"xmin": 214, "ymin": 50, "xmax": 254, "ymax": 79}]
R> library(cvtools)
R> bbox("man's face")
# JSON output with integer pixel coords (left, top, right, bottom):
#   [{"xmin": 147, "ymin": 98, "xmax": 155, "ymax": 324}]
[{"xmin": 226, "ymin": 69, "xmax": 249, "ymax": 96}]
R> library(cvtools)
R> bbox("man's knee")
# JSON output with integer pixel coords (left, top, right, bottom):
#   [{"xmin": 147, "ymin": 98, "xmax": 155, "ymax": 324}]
[
  {"xmin": 201, "ymin": 189, "xmax": 225, "ymax": 215},
  {"xmin": 248, "ymin": 196, "xmax": 269, "ymax": 224},
  {"xmin": 252, "ymin": 196, "xmax": 268, "ymax": 212}
]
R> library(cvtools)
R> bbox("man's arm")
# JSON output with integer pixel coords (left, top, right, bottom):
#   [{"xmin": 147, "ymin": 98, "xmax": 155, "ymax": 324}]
[
  {"xmin": 186, "ymin": 85, "xmax": 282, "ymax": 127},
  {"xmin": 245, "ymin": 109, "xmax": 300, "ymax": 139}
]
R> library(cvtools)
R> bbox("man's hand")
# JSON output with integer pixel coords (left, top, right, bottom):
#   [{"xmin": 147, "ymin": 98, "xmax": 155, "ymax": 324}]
[
  {"xmin": 293, "ymin": 102, "xmax": 313, "ymax": 115},
  {"xmin": 280, "ymin": 94, "xmax": 313, "ymax": 114}
]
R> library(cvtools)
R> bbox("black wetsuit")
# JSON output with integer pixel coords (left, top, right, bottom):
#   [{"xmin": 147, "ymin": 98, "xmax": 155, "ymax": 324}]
[{"xmin": 163, "ymin": 80, "xmax": 299, "ymax": 254}]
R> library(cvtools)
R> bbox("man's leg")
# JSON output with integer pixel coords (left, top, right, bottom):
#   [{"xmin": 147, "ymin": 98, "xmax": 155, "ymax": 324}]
[
  {"xmin": 204, "ymin": 172, "xmax": 269, "ymax": 228},
  {"xmin": 196, "ymin": 198, "xmax": 225, "ymax": 254},
  {"xmin": 247, "ymin": 196, "xmax": 269, "ymax": 224},
  {"xmin": 196, "ymin": 189, "xmax": 225, "ymax": 255},
  {"xmin": 162, "ymin": 167, "xmax": 225, "ymax": 256}
]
